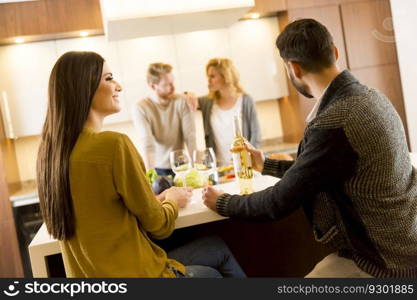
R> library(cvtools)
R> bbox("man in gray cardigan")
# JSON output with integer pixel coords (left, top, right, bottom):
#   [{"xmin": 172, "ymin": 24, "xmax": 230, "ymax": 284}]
[{"xmin": 203, "ymin": 19, "xmax": 417, "ymax": 277}]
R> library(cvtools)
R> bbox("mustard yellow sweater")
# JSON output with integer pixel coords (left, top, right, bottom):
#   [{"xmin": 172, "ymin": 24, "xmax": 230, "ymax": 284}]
[{"xmin": 60, "ymin": 128, "xmax": 185, "ymax": 277}]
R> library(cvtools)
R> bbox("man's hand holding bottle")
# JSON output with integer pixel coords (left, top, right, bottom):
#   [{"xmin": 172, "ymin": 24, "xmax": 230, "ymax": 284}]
[
  {"xmin": 245, "ymin": 142, "xmax": 265, "ymax": 173},
  {"xmin": 202, "ymin": 143, "xmax": 266, "ymax": 212}
]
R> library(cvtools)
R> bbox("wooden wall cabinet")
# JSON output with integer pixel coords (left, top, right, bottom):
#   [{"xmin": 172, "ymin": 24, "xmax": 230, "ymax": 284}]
[
  {"xmin": 341, "ymin": 0, "xmax": 398, "ymax": 69},
  {"xmin": 0, "ymin": 114, "xmax": 23, "ymax": 277},
  {"xmin": 279, "ymin": 0, "xmax": 409, "ymax": 144},
  {"xmin": 248, "ymin": 0, "xmax": 287, "ymax": 16},
  {"xmin": 287, "ymin": 5, "xmax": 348, "ymax": 70},
  {"xmin": 279, "ymin": 4, "xmax": 350, "ymax": 141},
  {"xmin": 0, "ymin": 0, "xmax": 103, "ymax": 45},
  {"xmin": 340, "ymin": 0, "xmax": 408, "ymax": 137},
  {"xmin": 286, "ymin": 0, "xmax": 368, "ymax": 10}
]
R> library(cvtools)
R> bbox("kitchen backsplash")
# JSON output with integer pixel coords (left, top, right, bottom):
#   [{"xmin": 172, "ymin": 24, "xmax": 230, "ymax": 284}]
[{"xmin": 13, "ymin": 99, "xmax": 283, "ymax": 182}]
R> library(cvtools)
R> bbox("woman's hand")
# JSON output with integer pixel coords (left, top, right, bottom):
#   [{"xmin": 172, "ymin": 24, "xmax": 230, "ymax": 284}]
[
  {"xmin": 155, "ymin": 189, "xmax": 168, "ymax": 202},
  {"xmin": 182, "ymin": 91, "xmax": 199, "ymax": 112},
  {"xmin": 202, "ymin": 186, "xmax": 224, "ymax": 212},
  {"xmin": 245, "ymin": 143, "xmax": 265, "ymax": 172},
  {"xmin": 165, "ymin": 187, "xmax": 193, "ymax": 208}
]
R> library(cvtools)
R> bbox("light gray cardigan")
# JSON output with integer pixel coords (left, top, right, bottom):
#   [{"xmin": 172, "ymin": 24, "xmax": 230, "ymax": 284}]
[{"xmin": 198, "ymin": 94, "xmax": 261, "ymax": 151}]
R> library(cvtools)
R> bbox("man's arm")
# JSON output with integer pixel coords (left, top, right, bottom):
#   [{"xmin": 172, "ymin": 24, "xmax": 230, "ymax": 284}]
[
  {"xmin": 215, "ymin": 127, "xmax": 358, "ymax": 221},
  {"xmin": 182, "ymin": 91, "xmax": 199, "ymax": 111},
  {"xmin": 262, "ymin": 158, "xmax": 295, "ymax": 178},
  {"xmin": 246, "ymin": 144, "xmax": 295, "ymax": 178}
]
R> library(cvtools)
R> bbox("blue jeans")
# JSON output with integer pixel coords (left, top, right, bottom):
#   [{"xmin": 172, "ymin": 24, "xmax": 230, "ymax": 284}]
[
  {"xmin": 155, "ymin": 168, "xmax": 176, "ymax": 177},
  {"xmin": 167, "ymin": 236, "xmax": 246, "ymax": 278}
]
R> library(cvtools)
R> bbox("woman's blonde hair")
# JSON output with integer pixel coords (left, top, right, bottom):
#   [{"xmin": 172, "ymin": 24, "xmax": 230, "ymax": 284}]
[
  {"xmin": 206, "ymin": 58, "xmax": 245, "ymax": 100},
  {"xmin": 147, "ymin": 62, "xmax": 172, "ymax": 85}
]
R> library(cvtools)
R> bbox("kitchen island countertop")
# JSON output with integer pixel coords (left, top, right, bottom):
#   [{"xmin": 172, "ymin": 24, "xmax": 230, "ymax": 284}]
[{"xmin": 29, "ymin": 174, "xmax": 279, "ymax": 277}]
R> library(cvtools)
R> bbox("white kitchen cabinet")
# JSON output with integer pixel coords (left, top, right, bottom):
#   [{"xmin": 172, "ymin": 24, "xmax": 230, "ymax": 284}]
[
  {"xmin": 55, "ymin": 36, "xmax": 129, "ymax": 124},
  {"xmin": 1, "ymin": 18, "xmax": 288, "ymax": 138},
  {"xmin": 229, "ymin": 17, "xmax": 288, "ymax": 101},
  {"xmin": 173, "ymin": 19, "xmax": 289, "ymax": 101},
  {"xmin": 0, "ymin": 41, "xmax": 58, "ymax": 137},
  {"xmin": 174, "ymin": 28, "xmax": 231, "ymax": 96},
  {"xmin": 117, "ymin": 17, "xmax": 289, "ymax": 112}
]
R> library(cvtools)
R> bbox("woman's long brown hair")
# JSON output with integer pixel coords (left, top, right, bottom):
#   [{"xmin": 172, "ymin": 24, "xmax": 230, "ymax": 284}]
[{"xmin": 37, "ymin": 51, "xmax": 104, "ymax": 240}]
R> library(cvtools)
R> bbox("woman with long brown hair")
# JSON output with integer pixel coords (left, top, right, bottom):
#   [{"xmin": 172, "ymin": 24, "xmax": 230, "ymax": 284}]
[{"xmin": 37, "ymin": 51, "xmax": 245, "ymax": 278}]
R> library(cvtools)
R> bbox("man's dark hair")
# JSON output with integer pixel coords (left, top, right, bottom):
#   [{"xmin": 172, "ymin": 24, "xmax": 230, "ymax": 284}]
[{"xmin": 276, "ymin": 18, "xmax": 336, "ymax": 73}]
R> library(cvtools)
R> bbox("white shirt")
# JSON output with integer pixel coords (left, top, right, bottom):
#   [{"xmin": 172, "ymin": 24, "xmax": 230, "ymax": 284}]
[
  {"xmin": 306, "ymin": 84, "xmax": 330, "ymax": 123},
  {"xmin": 210, "ymin": 96, "xmax": 243, "ymax": 166}
]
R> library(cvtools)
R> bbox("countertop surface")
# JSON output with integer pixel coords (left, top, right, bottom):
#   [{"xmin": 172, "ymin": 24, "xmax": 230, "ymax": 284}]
[
  {"xmin": 8, "ymin": 140, "xmax": 296, "ymax": 203},
  {"xmin": 9, "ymin": 139, "xmax": 294, "ymax": 199},
  {"xmin": 11, "ymin": 152, "xmax": 417, "ymax": 203},
  {"xmin": 259, "ymin": 138, "xmax": 299, "ymax": 154},
  {"xmin": 8, "ymin": 180, "xmax": 38, "ymax": 207},
  {"xmin": 9, "ymin": 180, "xmax": 37, "ymax": 201},
  {"xmin": 30, "ymin": 174, "xmax": 279, "ymax": 247}
]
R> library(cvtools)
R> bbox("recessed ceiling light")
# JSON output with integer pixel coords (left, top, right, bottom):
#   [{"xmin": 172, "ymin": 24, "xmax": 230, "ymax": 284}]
[
  {"xmin": 249, "ymin": 13, "xmax": 260, "ymax": 19},
  {"xmin": 79, "ymin": 31, "xmax": 89, "ymax": 37},
  {"xmin": 15, "ymin": 37, "xmax": 24, "ymax": 44}
]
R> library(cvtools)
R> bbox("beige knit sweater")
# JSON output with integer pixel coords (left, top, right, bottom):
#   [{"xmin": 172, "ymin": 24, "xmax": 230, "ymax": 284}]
[{"xmin": 132, "ymin": 95, "xmax": 196, "ymax": 169}]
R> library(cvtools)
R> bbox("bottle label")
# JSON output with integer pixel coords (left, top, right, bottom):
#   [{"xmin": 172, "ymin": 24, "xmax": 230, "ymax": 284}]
[
  {"xmin": 232, "ymin": 150, "xmax": 253, "ymax": 179},
  {"xmin": 232, "ymin": 150, "xmax": 254, "ymax": 194}
]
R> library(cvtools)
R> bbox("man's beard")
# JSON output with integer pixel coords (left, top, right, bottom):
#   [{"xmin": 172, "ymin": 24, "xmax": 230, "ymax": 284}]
[
  {"xmin": 160, "ymin": 89, "xmax": 175, "ymax": 100},
  {"xmin": 289, "ymin": 71, "xmax": 314, "ymax": 99}
]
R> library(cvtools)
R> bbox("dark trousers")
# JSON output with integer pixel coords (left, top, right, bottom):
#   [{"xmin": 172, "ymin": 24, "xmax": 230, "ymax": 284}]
[
  {"xmin": 155, "ymin": 168, "xmax": 175, "ymax": 177},
  {"xmin": 167, "ymin": 235, "xmax": 246, "ymax": 278}
]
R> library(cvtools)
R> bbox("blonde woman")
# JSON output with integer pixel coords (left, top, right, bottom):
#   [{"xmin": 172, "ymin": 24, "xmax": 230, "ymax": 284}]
[{"xmin": 189, "ymin": 58, "xmax": 261, "ymax": 167}]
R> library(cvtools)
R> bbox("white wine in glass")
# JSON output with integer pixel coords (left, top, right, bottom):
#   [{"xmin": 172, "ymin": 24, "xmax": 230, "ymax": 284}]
[
  {"xmin": 170, "ymin": 150, "xmax": 191, "ymax": 186},
  {"xmin": 193, "ymin": 148, "xmax": 218, "ymax": 185}
]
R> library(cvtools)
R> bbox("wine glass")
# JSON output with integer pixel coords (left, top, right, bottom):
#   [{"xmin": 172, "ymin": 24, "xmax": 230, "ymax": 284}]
[
  {"xmin": 170, "ymin": 150, "xmax": 192, "ymax": 186},
  {"xmin": 193, "ymin": 148, "xmax": 218, "ymax": 185}
]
